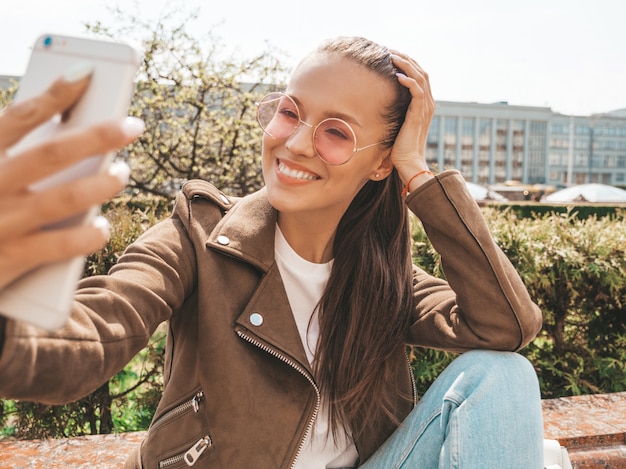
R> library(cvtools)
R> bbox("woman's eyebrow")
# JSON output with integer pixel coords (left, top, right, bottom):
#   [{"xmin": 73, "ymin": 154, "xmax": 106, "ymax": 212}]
[{"xmin": 287, "ymin": 93, "xmax": 364, "ymax": 129}]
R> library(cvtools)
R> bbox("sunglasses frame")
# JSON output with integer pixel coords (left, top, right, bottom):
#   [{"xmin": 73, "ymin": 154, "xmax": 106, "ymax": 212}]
[{"xmin": 256, "ymin": 92, "xmax": 386, "ymax": 165}]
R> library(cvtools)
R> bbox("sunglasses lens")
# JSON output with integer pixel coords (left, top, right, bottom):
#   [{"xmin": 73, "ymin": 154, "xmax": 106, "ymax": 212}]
[
  {"xmin": 256, "ymin": 93, "xmax": 357, "ymax": 165},
  {"xmin": 314, "ymin": 119, "xmax": 356, "ymax": 165},
  {"xmin": 257, "ymin": 93, "xmax": 299, "ymax": 138}
]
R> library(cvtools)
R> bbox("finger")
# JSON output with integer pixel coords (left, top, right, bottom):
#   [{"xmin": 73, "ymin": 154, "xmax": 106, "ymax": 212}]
[
  {"xmin": 0, "ymin": 117, "xmax": 143, "ymax": 193},
  {"xmin": 391, "ymin": 53, "xmax": 431, "ymax": 91},
  {"xmin": 395, "ymin": 73, "xmax": 429, "ymax": 118},
  {"xmin": 0, "ymin": 217, "xmax": 110, "ymax": 288},
  {"xmin": 390, "ymin": 50, "xmax": 427, "ymax": 76},
  {"xmin": 392, "ymin": 55, "xmax": 435, "ymax": 119},
  {"xmin": 0, "ymin": 161, "xmax": 130, "ymax": 242},
  {"xmin": 0, "ymin": 62, "xmax": 94, "ymax": 149},
  {"xmin": 390, "ymin": 51, "xmax": 432, "ymax": 96}
]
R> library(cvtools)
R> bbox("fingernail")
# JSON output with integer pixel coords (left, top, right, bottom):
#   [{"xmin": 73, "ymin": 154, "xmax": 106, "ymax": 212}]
[
  {"xmin": 120, "ymin": 116, "xmax": 145, "ymax": 138},
  {"xmin": 108, "ymin": 161, "xmax": 131, "ymax": 186},
  {"xmin": 93, "ymin": 216, "xmax": 111, "ymax": 239},
  {"xmin": 396, "ymin": 72, "xmax": 407, "ymax": 79},
  {"xmin": 64, "ymin": 61, "xmax": 95, "ymax": 83}
]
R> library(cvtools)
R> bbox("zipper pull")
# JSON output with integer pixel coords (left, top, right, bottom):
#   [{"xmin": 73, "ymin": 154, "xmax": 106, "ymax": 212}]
[
  {"xmin": 191, "ymin": 391, "xmax": 204, "ymax": 413},
  {"xmin": 184, "ymin": 435, "xmax": 211, "ymax": 466}
]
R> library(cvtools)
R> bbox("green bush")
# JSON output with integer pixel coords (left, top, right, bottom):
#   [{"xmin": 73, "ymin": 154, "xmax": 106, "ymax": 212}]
[
  {"xmin": 491, "ymin": 208, "xmax": 626, "ymax": 397},
  {"xmin": 409, "ymin": 208, "xmax": 626, "ymax": 398},
  {"xmin": 485, "ymin": 201, "xmax": 623, "ymax": 221}
]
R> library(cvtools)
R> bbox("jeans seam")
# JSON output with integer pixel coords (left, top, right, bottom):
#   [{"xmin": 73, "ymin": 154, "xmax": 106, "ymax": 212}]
[
  {"xmin": 394, "ymin": 408, "xmax": 442, "ymax": 469},
  {"xmin": 442, "ymin": 394, "xmax": 463, "ymax": 469}
]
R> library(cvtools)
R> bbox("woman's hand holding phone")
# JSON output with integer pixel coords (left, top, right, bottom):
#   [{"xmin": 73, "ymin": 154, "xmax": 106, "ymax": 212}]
[
  {"xmin": 0, "ymin": 70, "xmax": 144, "ymax": 289},
  {"xmin": 0, "ymin": 34, "xmax": 142, "ymax": 330}
]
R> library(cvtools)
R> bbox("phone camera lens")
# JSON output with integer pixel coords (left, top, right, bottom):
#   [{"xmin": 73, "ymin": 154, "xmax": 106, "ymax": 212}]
[{"xmin": 43, "ymin": 36, "xmax": 53, "ymax": 47}]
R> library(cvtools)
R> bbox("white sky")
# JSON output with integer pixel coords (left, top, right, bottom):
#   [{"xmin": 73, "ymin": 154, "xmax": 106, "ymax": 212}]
[{"xmin": 1, "ymin": 0, "xmax": 624, "ymax": 116}]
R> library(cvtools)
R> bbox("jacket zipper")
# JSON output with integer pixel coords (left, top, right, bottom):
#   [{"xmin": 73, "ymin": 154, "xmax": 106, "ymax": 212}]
[
  {"xmin": 153, "ymin": 391, "xmax": 210, "ymax": 468},
  {"xmin": 405, "ymin": 349, "xmax": 418, "ymax": 406},
  {"xmin": 236, "ymin": 329, "xmax": 320, "ymax": 469},
  {"xmin": 159, "ymin": 435, "xmax": 212, "ymax": 468},
  {"xmin": 151, "ymin": 390, "xmax": 205, "ymax": 433}
]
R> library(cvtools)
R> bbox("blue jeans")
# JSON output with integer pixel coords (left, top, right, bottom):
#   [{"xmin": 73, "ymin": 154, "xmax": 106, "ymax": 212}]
[{"xmin": 360, "ymin": 350, "xmax": 544, "ymax": 469}]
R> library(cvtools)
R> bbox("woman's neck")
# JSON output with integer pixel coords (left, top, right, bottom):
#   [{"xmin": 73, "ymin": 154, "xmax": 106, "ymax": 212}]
[{"xmin": 277, "ymin": 213, "xmax": 338, "ymax": 264}]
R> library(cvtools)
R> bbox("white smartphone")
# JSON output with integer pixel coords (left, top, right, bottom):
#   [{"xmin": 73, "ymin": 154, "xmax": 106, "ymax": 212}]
[{"xmin": 0, "ymin": 34, "xmax": 140, "ymax": 330}]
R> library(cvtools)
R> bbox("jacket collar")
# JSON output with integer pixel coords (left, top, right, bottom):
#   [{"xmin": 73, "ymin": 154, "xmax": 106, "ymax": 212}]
[{"xmin": 206, "ymin": 187, "xmax": 277, "ymax": 273}]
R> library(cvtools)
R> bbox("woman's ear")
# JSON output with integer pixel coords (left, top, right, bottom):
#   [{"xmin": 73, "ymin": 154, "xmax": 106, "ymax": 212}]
[{"xmin": 369, "ymin": 155, "xmax": 393, "ymax": 181}]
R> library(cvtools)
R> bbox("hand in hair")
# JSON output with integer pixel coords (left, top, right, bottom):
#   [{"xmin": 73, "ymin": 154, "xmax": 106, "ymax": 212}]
[{"xmin": 389, "ymin": 51, "xmax": 436, "ymax": 193}]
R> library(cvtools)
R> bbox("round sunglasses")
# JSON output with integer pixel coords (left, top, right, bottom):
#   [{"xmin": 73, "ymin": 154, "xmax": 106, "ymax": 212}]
[{"xmin": 256, "ymin": 92, "xmax": 385, "ymax": 165}]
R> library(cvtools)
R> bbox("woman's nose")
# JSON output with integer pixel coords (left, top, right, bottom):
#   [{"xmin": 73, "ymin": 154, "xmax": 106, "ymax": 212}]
[{"xmin": 286, "ymin": 121, "xmax": 317, "ymax": 159}]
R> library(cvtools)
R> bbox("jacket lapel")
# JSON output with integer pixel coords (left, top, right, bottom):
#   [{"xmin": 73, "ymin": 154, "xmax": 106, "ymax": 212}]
[
  {"xmin": 205, "ymin": 188, "xmax": 313, "ymax": 374},
  {"xmin": 235, "ymin": 264, "xmax": 312, "ymax": 373}
]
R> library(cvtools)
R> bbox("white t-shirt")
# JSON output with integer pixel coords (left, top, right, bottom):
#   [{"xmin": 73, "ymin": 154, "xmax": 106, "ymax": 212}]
[{"xmin": 274, "ymin": 226, "xmax": 359, "ymax": 469}]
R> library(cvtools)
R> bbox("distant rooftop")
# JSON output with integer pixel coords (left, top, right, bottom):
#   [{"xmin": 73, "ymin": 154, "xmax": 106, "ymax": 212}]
[{"xmin": 607, "ymin": 108, "xmax": 626, "ymax": 118}]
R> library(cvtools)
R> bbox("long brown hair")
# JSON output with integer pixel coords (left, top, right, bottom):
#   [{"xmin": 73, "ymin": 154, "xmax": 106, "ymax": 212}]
[{"xmin": 311, "ymin": 37, "xmax": 415, "ymax": 442}]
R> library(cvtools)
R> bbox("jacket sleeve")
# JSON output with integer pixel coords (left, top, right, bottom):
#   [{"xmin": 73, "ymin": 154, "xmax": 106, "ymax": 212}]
[
  {"xmin": 406, "ymin": 170, "xmax": 542, "ymax": 352},
  {"xmin": 0, "ymin": 189, "xmax": 201, "ymax": 404}
]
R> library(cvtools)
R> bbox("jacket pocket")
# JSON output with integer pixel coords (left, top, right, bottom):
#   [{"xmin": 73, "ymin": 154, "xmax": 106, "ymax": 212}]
[
  {"xmin": 157, "ymin": 435, "xmax": 212, "ymax": 468},
  {"xmin": 141, "ymin": 389, "xmax": 214, "ymax": 468}
]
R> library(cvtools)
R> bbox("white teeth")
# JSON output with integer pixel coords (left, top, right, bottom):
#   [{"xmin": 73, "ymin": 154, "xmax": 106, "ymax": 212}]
[{"xmin": 278, "ymin": 161, "xmax": 318, "ymax": 180}]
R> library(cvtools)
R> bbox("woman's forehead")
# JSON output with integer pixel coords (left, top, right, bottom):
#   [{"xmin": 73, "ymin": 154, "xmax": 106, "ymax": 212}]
[{"xmin": 286, "ymin": 54, "xmax": 393, "ymax": 125}]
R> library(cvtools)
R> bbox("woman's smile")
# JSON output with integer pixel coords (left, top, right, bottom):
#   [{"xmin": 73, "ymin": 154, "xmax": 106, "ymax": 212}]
[{"xmin": 276, "ymin": 159, "xmax": 321, "ymax": 183}]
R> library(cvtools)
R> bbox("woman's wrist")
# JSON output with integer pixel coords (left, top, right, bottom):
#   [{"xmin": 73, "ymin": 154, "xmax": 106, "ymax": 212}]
[{"xmin": 398, "ymin": 163, "xmax": 434, "ymax": 196}]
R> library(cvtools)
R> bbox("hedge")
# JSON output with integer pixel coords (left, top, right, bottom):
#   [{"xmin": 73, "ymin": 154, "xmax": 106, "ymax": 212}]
[{"xmin": 410, "ymin": 206, "xmax": 625, "ymax": 398}]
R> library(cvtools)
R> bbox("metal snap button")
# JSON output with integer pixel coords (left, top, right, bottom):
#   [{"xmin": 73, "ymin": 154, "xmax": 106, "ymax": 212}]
[
  {"xmin": 249, "ymin": 313, "xmax": 263, "ymax": 326},
  {"xmin": 216, "ymin": 235, "xmax": 230, "ymax": 245}
]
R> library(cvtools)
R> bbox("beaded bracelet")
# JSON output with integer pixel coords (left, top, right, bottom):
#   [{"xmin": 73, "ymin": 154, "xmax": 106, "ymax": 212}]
[{"xmin": 401, "ymin": 169, "xmax": 434, "ymax": 197}]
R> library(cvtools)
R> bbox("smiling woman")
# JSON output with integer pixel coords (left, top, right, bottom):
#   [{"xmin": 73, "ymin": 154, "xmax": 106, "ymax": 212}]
[
  {"xmin": 260, "ymin": 51, "xmax": 400, "ymax": 260},
  {"xmin": 0, "ymin": 36, "xmax": 545, "ymax": 469}
]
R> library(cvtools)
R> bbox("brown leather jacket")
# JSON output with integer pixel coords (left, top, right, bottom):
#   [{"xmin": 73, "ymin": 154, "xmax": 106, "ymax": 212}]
[{"xmin": 0, "ymin": 170, "xmax": 542, "ymax": 468}]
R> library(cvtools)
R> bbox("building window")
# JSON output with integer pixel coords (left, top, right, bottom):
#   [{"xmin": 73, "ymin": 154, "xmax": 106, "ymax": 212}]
[
  {"xmin": 428, "ymin": 116, "xmax": 439, "ymax": 145},
  {"xmin": 575, "ymin": 153, "xmax": 588, "ymax": 167},
  {"xmin": 551, "ymin": 123, "xmax": 570, "ymax": 135},
  {"xmin": 576, "ymin": 125, "xmax": 590, "ymax": 135},
  {"xmin": 443, "ymin": 117, "xmax": 458, "ymax": 145}
]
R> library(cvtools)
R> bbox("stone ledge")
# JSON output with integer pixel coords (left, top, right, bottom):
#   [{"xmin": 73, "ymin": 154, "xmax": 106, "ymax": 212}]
[
  {"xmin": 543, "ymin": 391, "xmax": 626, "ymax": 469},
  {"xmin": 1, "ymin": 392, "xmax": 624, "ymax": 468},
  {"xmin": 0, "ymin": 431, "xmax": 146, "ymax": 469}
]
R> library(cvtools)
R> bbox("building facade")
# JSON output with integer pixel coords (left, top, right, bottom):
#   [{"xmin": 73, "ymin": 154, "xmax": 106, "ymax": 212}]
[{"xmin": 427, "ymin": 101, "xmax": 626, "ymax": 187}]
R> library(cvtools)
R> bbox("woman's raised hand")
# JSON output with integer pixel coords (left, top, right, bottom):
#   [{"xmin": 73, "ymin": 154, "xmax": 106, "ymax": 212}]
[{"xmin": 389, "ymin": 51, "xmax": 436, "ymax": 191}]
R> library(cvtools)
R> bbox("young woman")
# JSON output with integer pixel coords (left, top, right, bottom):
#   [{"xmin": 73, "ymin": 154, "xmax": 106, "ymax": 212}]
[{"xmin": 0, "ymin": 37, "xmax": 545, "ymax": 468}]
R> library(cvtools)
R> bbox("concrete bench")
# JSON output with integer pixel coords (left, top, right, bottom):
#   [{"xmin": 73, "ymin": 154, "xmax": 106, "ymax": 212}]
[
  {"xmin": 1, "ymin": 392, "xmax": 624, "ymax": 468},
  {"xmin": 543, "ymin": 391, "xmax": 626, "ymax": 468},
  {"xmin": 0, "ymin": 431, "xmax": 146, "ymax": 468}
]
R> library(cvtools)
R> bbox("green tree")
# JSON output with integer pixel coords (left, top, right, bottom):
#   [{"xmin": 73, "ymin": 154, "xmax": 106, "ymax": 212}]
[
  {"xmin": 0, "ymin": 79, "xmax": 17, "ymax": 109},
  {"xmin": 86, "ymin": 6, "xmax": 289, "ymax": 198}
]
